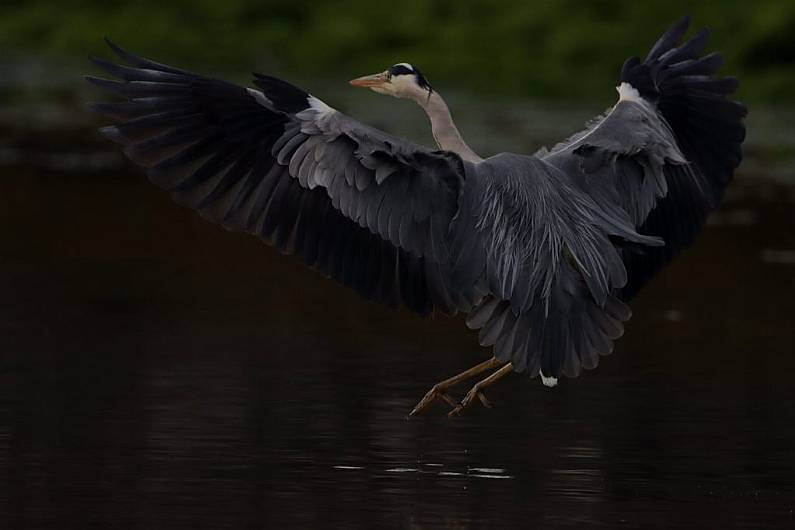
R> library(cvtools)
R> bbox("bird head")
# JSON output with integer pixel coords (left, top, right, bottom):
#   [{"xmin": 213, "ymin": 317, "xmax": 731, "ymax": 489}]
[{"xmin": 349, "ymin": 63, "xmax": 433, "ymax": 101}]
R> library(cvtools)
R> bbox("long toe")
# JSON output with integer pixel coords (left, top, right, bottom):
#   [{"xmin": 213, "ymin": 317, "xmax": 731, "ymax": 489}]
[
  {"xmin": 410, "ymin": 385, "xmax": 455, "ymax": 417},
  {"xmin": 448, "ymin": 387, "xmax": 478, "ymax": 417},
  {"xmin": 477, "ymin": 391, "xmax": 493, "ymax": 408}
]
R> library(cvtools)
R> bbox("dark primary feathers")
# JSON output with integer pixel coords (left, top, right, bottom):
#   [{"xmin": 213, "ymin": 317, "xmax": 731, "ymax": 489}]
[
  {"xmin": 87, "ymin": 16, "xmax": 745, "ymax": 384},
  {"xmin": 543, "ymin": 16, "xmax": 746, "ymax": 298},
  {"xmin": 466, "ymin": 15, "xmax": 745, "ymax": 378},
  {"xmin": 87, "ymin": 39, "xmax": 468, "ymax": 317}
]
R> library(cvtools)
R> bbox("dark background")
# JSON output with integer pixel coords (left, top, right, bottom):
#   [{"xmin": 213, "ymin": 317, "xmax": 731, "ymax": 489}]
[
  {"xmin": 1, "ymin": 1, "xmax": 794, "ymax": 529},
  {"xmin": 2, "ymin": 0, "xmax": 795, "ymax": 102}
]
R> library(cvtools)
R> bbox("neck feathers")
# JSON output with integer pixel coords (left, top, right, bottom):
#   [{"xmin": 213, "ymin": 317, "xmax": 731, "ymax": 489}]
[{"xmin": 418, "ymin": 92, "xmax": 482, "ymax": 163}]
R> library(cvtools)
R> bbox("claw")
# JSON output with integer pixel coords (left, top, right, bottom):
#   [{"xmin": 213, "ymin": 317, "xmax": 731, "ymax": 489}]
[
  {"xmin": 447, "ymin": 363, "xmax": 513, "ymax": 417},
  {"xmin": 440, "ymin": 392, "xmax": 458, "ymax": 408},
  {"xmin": 408, "ymin": 358, "xmax": 511, "ymax": 417},
  {"xmin": 477, "ymin": 391, "xmax": 493, "ymax": 408},
  {"xmin": 410, "ymin": 384, "xmax": 456, "ymax": 417},
  {"xmin": 448, "ymin": 386, "xmax": 488, "ymax": 417}
]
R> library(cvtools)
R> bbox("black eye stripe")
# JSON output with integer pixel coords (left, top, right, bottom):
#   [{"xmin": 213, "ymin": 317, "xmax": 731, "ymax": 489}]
[
  {"xmin": 387, "ymin": 64, "xmax": 433, "ymax": 92},
  {"xmin": 414, "ymin": 69, "xmax": 431, "ymax": 91},
  {"xmin": 389, "ymin": 65, "xmax": 414, "ymax": 76}
]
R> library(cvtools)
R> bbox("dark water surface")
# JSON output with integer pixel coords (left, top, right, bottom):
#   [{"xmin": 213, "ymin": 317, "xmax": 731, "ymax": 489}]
[{"xmin": 1, "ymin": 95, "xmax": 795, "ymax": 528}]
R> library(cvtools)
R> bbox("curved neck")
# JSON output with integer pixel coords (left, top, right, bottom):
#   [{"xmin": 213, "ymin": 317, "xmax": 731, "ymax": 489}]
[{"xmin": 417, "ymin": 91, "xmax": 482, "ymax": 163}]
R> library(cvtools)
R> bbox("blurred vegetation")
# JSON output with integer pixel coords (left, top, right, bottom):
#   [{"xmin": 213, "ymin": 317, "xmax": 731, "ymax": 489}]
[{"xmin": 1, "ymin": 0, "xmax": 793, "ymax": 103}]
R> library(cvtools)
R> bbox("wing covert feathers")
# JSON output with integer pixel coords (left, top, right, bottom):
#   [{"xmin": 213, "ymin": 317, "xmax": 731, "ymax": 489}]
[
  {"xmin": 89, "ymin": 18, "xmax": 745, "ymax": 385},
  {"xmin": 88, "ymin": 40, "xmax": 468, "ymax": 318}
]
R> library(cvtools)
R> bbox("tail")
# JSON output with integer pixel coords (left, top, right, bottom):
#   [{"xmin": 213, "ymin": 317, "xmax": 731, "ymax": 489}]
[{"xmin": 620, "ymin": 16, "xmax": 747, "ymax": 298}]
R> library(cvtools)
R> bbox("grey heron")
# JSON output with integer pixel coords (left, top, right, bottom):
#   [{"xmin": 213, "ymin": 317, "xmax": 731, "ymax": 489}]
[{"xmin": 86, "ymin": 16, "xmax": 746, "ymax": 416}]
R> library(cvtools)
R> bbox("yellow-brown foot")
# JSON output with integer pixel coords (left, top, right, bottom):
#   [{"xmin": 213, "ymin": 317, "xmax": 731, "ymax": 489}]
[
  {"xmin": 448, "ymin": 363, "xmax": 513, "ymax": 416},
  {"xmin": 409, "ymin": 384, "xmax": 459, "ymax": 417},
  {"xmin": 408, "ymin": 357, "xmax": 502, "ymax": 417}
]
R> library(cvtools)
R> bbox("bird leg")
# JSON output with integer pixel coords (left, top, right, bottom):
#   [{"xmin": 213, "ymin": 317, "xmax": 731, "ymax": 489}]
[
  {"xmin": 409, "ymin": 357, "xmax": 504, "ymax": 417},
  {"xmin": 448, "ymin": 363, "xmax": 513, "ymax": 417}
]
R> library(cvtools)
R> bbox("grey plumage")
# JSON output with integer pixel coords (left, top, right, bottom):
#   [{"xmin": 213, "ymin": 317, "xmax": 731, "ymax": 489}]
[{"xmin": 86, "ymin": 16, "xmax": 745, "ymax": 384}]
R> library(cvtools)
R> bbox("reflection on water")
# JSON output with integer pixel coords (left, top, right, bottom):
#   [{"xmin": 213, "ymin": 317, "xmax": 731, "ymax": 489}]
[{"xmin": 1, "ymin": 87, "xmax": 794, "ymax": 528}]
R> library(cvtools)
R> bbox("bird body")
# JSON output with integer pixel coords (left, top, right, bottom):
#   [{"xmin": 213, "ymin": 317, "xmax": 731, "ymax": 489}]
[{"xmin": 87, "ymin": 16, "xmax": 745, "ymax": 406}]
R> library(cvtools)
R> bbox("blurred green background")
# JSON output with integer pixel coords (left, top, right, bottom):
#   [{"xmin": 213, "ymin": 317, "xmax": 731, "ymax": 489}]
[{"xmin": 1, "ymin": 0, "xmax": 793, "ymax": 103}]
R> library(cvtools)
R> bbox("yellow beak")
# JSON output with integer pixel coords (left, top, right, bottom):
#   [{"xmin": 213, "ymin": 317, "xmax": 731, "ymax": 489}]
[{"xmin": 349, "ymin": 71, "xmax": 389, "ymax": 88}]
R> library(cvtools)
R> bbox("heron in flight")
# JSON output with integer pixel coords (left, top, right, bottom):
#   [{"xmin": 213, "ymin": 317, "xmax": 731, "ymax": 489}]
[{"xmin": 87, "ymin": 16, "xmax": 745, "ymax": 416}]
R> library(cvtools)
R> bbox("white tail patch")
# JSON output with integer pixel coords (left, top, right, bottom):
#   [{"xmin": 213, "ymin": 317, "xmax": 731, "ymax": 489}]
[
  {"xmin": 616, "ymin": 82, "xmax": 642, "ymax": 102},
  {"xmin": 540, "ymin": 372, "xmax": 558, "ymax": 388}
]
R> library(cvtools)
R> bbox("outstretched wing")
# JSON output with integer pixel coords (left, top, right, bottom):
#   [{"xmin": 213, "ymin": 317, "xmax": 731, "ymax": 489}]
[
  {"xmin": 542, "ymin": 16, "xmax": 746, "ymax": 298},
  {"xmin": 87, "ymin": 40, "xmax": 470, "ymax": 316},
  {"xmin": 465, "ymin": 17, "xmax": 746, "ymax": 384}
]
